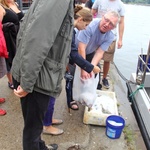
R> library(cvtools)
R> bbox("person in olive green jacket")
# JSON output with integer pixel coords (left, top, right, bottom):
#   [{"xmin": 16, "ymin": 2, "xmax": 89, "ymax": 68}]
[
  {"xmin": 11, "ymin": 0, "xmax": 74, "ymax": 149},
  {"xmin": 11, "ymin": 0, "xmax": 89, "ymax": 150}
]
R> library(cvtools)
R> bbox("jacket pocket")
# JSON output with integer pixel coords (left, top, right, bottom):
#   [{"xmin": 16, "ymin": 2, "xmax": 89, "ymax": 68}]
[{"xmin": 35, "ymin": 58, "xmax": 65, "ymax": 94}]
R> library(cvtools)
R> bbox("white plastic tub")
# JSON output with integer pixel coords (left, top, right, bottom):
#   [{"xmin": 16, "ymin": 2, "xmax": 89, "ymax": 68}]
[{"xmin": 83, "ymin": 90, "xmax": 118, "ymax": 126}]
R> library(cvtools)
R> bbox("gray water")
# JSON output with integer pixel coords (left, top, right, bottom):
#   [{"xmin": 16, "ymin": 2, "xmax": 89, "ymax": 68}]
[{"xmin": 114, "ymin": 4, "xmax": 150, "ymax": 89}]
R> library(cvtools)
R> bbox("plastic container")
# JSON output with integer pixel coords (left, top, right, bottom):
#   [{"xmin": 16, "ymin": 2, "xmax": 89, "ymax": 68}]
[
  {"xmin": 106, "ymin": 115, "xmax": 125, "ymax": 139},
  {"xmin": 83, "ymin": 90, "xmax": 118, "ymax": 126}
]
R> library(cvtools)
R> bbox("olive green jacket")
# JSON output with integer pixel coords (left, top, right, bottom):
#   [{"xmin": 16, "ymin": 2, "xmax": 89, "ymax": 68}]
[{"xmin": 11, "ymin": 0, "xmax": 74, "ymax": 98}]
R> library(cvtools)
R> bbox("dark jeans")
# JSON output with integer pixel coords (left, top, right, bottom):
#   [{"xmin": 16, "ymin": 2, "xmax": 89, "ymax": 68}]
[
  {"xmin": 65, "ymin": 79, "xmax": 73, "ymax": 108},
  {"xmin": 43, "ymin": 97, "xmax": 55, "ymax": 126},
  {"xmin": 86, "ymin": 52, "xmax": 95, "ymax": 62},
  {"xmin": 13, "ymin": 79, "xmax": 50, "ymax": 150}
]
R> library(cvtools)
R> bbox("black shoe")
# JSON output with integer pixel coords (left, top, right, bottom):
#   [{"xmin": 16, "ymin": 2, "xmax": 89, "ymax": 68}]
[
  {"xmin": 97, "ymin": 83, "xmax": 102, "ymax": 90},
  {"xmin": 8, "ymin": 82, "xmax": 14, "ymax": 89},
  {"xmin": 46, "ymin": 144, "xmax": 58, "ymax": 150},
  {"xmin": 102, "ymin": 78, "xmax": 110, "ymax": 89}
]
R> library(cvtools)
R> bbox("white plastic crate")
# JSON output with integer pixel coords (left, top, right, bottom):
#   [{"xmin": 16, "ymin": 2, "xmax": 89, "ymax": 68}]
[{"xmin": 83, "ymin": 90, "xmax": 118, "ymax": 126}]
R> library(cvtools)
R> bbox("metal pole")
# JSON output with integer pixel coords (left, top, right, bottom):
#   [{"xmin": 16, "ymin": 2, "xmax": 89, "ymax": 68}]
[{"xmin": 141, "ymin": 41, "xmax": 150, "ymax": 84}]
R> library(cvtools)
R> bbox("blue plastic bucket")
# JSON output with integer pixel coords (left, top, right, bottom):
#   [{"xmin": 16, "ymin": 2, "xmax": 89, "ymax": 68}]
[{"xmin": 106, "ymin": 115, "xmax": 125, "ymax": 139}]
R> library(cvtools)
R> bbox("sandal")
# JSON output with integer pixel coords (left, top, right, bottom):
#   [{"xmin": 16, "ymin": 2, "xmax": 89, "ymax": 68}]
[
  {"xmin": 0, "ymin": 98, "xmax": 5, "ymax": 104},
  {"xmin": 0, "ymin": 109, "xmax": 6, "ymax": 116},
  {"xmin": 68, "ymin": 101, "xmax": 79, "ymax": 113}
]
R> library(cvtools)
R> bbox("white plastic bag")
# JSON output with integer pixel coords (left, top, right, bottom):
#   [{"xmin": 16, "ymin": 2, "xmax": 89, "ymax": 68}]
[{"xmin": 73, "ymin": 66, "xmax": 99, "ymax": 108}]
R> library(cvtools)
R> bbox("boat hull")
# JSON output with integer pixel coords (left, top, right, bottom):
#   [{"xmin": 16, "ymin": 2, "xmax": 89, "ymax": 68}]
[{"xmin": 126, "ymin": 73, "xmax": 150, "ymax": 150}]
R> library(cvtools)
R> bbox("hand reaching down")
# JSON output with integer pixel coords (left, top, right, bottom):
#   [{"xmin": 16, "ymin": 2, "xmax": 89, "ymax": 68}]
[{"xmin": 93, "ymin": 66, "xmax": 100, "ymax": 74}]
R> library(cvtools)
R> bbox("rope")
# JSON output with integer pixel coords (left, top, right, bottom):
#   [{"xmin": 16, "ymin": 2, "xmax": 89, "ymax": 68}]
[
  {"xmin": 129, "ymin": 84, "xmax": 144, "ymax": 98},
  {"xmin": 112, "ymin": 62, "xmax": 137, "ymax": 85},
  {"xmin": 112, "ymin": 62, "xmax": 144, "ymax": 100}
]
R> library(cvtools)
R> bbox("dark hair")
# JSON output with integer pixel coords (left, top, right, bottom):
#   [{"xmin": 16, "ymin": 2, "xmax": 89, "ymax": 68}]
[{"xmin": 74, "ymin": 5, "xmax": 92, "ymax": 22}]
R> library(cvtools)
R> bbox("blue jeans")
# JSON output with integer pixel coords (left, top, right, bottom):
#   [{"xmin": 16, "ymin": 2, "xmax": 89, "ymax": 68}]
[{"xmin": 43, "ymin": 97, "xmax": 55, "ymax": 126}]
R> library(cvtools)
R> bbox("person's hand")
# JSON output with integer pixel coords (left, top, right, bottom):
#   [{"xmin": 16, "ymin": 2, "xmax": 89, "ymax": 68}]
[
  {"xmin": 117, "ymin": 40, "xmax": 123, "ymax": 49},
  {"xmin": 93, "ymin": 66, "xmax": 100, "ymax": 74},
  {"xmin": 14, "ymin": 85, "xmax": 28, "ymax": 98},
  {"xmin": 81, "ymin": 69, "xmax": 92, "ymax": 79}
]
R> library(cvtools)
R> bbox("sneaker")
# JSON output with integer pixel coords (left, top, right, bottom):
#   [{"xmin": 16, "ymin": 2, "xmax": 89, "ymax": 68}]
[
  {"xmin": 46, "ymin": 144, "xmax": 58, "ymax": 150},
  {"xmin": 0, "ymin": 98, "xmax": 5, "ymax": 104},
  {"xmin": 102, "ymin": 78, "xmax": 110, "ymax": 89}
]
